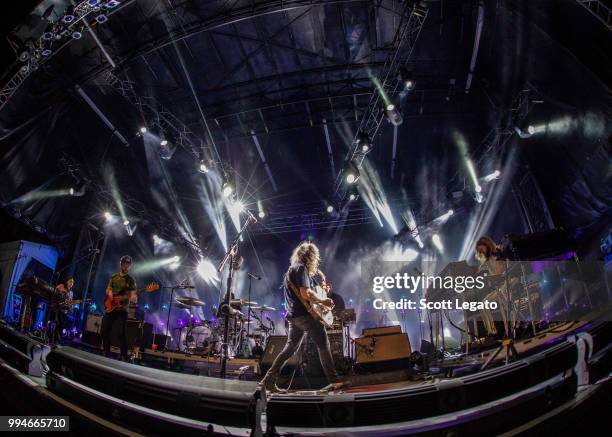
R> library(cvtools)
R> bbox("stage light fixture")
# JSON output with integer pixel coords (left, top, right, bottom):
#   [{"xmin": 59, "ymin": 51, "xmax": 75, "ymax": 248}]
[
  {"xmin": 258, "ymin": 211, "xmax": 265, "ymax": 219},
  {"xmin": 42, "ymin": 25, "xmax": 54, "ymax": 41},
  {"xmin": 123, "ymin": 219, "xmax": 130, "ymax": 226},
  {"xmin": 89, "ymin": 0, "xmax": 101, "ymax": 6},
  {"xmin": 197, "ymin": 160, "xmax": 209, "ymax": 174},
  {"xmin": 482, "ymin": 170, "xmax": 501, "ymax": 183},
  {"xmin": 95, "ymin": 14, "xmax": 108, "ymax": 24},
  {"xmin": 105, "ymin": 0, "xmax": 120, "ymax": 8},
  {"xmin": 72, "ymin": 31, "xmax": 82, "ymax": 40},
  {"xmin": 41, "ymin": 48, "xmax": 52, "ymax": 57},
  {"xmin": 349, "ymin": 193, "xmax": 357, "ymax": 201},
  {"xmin": 326, "ymin": 205, "xmax": 334, "ymax": 213},
  {"xmin": 160, "ymin": 139, "xmax": 168, "ymax": 146},
  {"xmin": 398, "ymin": 67, "xmax": 416, "ymax": 91},
  {"xmin": 357, "ymin": 131, "xmax": 372, "ymax": 153},
  {"xmin": 475, "ymin": 184, "xmax": 482, "ymax": 193},
  {"xmin": 527, "ymin": 125, "xmax": 536, "ymax": 135},
  {"xmin": 139, "ymin": 126, "xmax": 147, "ymax": 134},
  {"xmin": 344, "ymin": 160, "xmax": 360, "ymax": 184},
  {"xmin": 104, "ymin": 211, "xmax": 112, "ymax": 221},
  {"xmin": 385, "ymin": 103, "xmax": 403, "ymax": 126},
  {"xmin": 432, "ymin": 234, "xmax": 444, "ymax": 253},
  {"xmin": 63, "ymin": 7, "xmax": 75, "ymax": 23},
  {"xmin": 222, "ymin": 182, "xmax": 234, "ymax": 198},
  {"xmin": 18, "ymin": 50, "xmax": 30, "ymax": 62}
]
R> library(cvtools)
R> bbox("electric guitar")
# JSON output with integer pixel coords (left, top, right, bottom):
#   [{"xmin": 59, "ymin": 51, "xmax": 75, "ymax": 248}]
[
  {"xmin": 104, "ymin": 283, "xmax": 159, "ymax": 313},
  {"xmin": 287, "ymin": 278, "xmax": 334, "ymax": 328}
]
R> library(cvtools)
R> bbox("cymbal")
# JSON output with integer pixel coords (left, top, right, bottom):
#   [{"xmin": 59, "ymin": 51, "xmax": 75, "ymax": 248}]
[
  {"xmin": 175, "ymin": 296, "xmax": 205, "ymax": 306},
  {"xmin": 230, "ymin": 299, "xmax": 258, "ymax": 307},
  {"xmin": 251, "ymin": 305, "xmax": 277, "ymax": 311}
]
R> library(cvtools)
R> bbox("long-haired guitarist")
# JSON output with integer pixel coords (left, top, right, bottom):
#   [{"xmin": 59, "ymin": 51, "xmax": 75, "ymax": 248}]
[
  {"xmin": 101, "ymin": 255, "xmax": 137, "ymax": 361},
  {"xmin": 259, "ymin": 242, "xmax": 345, "ymax": 392}
]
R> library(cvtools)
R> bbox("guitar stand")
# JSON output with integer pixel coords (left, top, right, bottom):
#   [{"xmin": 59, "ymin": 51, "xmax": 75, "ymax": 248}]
[{"xmin": 480, "ymin": 337, "xmax": 518, "ymax": 371}]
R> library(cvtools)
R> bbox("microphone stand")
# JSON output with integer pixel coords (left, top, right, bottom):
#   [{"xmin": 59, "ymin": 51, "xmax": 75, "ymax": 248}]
[
  {"xmin": 217, "ymin": 213, "xmax": 256, "ymax": 379},
  {"xmin": 246, "ymin": 274, "xmax": 253, "ymax": 342},
  {"xmin": 163, "ymin": 285, "xmax": 177, "ymax": 352}
]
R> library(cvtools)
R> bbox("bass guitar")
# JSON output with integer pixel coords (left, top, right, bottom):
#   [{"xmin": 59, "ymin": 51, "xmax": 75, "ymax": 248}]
[{"xmin": 104, "ymin": 282, "xmax": 159, "ymax": 313}]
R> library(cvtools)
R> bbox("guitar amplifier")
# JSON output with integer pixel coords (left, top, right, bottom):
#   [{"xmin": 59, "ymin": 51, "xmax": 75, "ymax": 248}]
[
  {"xmin": 86, "ymin": 314, "xmax": 103, "ymax": 333},
  {"xmin": 110, "ymin": 320, "xmax": 143, "ymax": 349},
  {"xmin": 355, "ymin": 332, "xmax": 411, "ymax": 371},
  {"xmin": 362, "ymin": 325, "xmax": 401, "ymax": 336}
]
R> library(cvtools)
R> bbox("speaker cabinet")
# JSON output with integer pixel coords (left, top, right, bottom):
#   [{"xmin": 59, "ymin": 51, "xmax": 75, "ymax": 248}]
[
  {"xmin": 260, "ymin": 335, "xmax": 298, "ymax": 375},
  {"xmin": 355, "ymin": 332, "xmax": 411, "ymax": 371}
]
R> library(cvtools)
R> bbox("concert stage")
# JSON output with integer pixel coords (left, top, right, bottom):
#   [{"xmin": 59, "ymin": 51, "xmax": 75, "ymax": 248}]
[
  {"xmin": 1, "ymin": 0, "xmax": 611, "ymax": 435},
  {"xmin": 1, "ymin": 311, "xmax": 610, "ymax": 435}
]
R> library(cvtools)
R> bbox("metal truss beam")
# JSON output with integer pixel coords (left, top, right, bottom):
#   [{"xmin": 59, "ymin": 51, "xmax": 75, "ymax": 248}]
[
  {"xmin": 576, "ymin": 1, "xmax": 612, "ymax": 30},
  {"xmin": 74, "ymin": 0, "xmax": 371, "ymax": 87},
  {"xmin": 100, "ymin": 70, "xmax": 207, "ymax": 161},
  {"xmin": 0, "ymin": 0, "xmax": 135, "ymax": 113}
]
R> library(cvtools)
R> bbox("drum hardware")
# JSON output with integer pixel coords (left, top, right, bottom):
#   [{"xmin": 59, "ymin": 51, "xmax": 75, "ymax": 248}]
[
  {"xmin": 175, "ymin": 296, "xmax": 205, "ymax": 307},
  {"xmin": 160, "ymin": 284, "xmax": 200, "ymax": 352},
  {"xmin": 216, "ymin": 211, "xmax": 257, "ymax": 378}
]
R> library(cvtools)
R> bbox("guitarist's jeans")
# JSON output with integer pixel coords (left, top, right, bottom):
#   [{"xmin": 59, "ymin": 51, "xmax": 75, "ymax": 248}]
[
  {"xmin": 101, "ymin": 309, "xmax": 128, "ymax": 359},
  {"xmin": 262, "ymin": 315, "xmax": 339, "ymax": 387}
]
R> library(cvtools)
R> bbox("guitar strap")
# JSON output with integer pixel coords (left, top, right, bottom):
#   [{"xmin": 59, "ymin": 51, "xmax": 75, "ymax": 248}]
[{"xmin": 285, "ymin": 274, "xmax": 301, "ymax": 300}]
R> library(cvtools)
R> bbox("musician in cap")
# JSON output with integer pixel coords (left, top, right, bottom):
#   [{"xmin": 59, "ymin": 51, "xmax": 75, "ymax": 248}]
[
  {"xmin": 259, "ymin": 242, "xmax": 346, "ymax": 392},
  {"xmin": 101, "ymin": 255, "xmax": 137, "ymax": 361}
]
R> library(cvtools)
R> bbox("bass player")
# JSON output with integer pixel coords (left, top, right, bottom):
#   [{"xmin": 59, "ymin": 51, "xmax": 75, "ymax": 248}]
[
  {"xmin": 259, "ymin": 242, "xmax": 346, "ymax": 393},
  {"xmin": 101, "ymin": 255, "xmax": 137, "ymax": 361}
]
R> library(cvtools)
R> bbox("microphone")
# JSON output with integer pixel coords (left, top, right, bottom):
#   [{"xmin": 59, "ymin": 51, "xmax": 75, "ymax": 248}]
[{"xmin": 248, "ymin": 272, "xmax": 262, "ymax": 280}]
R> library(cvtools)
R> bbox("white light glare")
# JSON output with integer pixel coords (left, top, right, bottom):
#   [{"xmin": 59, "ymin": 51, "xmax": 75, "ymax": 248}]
[
  {"xmin": 139, "ymin": 127, "xmax": 147, "ymax": 134},
  {"xmin": 222, "ymin": 183, "xmax": 233, "ymax": 197},
  {"xmin": 197, "ymin": 258, "xmax": 220, "ymax": 284},
  {"xmin": 160, "ymin": 139, "xmax": 168, "ymax": 146},
  {"xmin": 198, "ymin": 160, "xmax": 209, "ymax": 174},
  {"xmin": 123, "ymin": 219, "xmax": 130, "ymax": 226},
  {"xmin": 104, "ymin": 211, "xmax": 112, "ymax": 221},
  {"xmin": 326, "ymin": 205, "xmax": 334, "ymax": 213},
  {"xmin": 432, "ymin": 234, "xmax": 444, "ymax": 253},
  {"xmin": 346, "ymin": 173, "xmax": 357, "ymax": 184},
  {"xmin": 258, "ymin": 211, "xmax": 266, "ymax": 219}
]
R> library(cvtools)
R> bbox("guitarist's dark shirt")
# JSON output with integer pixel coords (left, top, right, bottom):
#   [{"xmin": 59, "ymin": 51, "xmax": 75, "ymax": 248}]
[
  {"xmin": 107, "ymin": 273, "xmax": 136, "ymax": 311},
  {"xmin": 284, "ymin": 262, "xmax": 312, "ymax": 318}
]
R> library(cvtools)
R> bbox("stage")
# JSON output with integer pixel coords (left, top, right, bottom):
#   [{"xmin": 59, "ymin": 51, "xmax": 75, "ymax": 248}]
[{"xmin": 1, "ymin": 308, "xmax": 611, "ymax": 435}]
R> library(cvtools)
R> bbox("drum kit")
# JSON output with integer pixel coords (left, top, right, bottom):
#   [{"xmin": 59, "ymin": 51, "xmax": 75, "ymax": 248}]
[{"xmin": 171, "ymin": 295, "xmax": 278, "ymax": 358}]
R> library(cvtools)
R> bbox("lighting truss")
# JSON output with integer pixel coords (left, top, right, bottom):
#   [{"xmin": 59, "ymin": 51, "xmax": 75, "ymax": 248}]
[
  {"xmin": 575, "ymin": 1, "xmax": 612, "ymax": 30},
  {"xmin": 334, "ymin": 2, "xmax": 428, "ymax": 199},
  {"xmin": 58, "ymin": 153, "xmax": 204, "ymax": 257},
  {"xmin": 100, "ymin": 70, "xmax": 211, "ymax": 162},
  {"xmin": 0, "ymin": 0, "xmax": 134, "ymax": 113}
]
